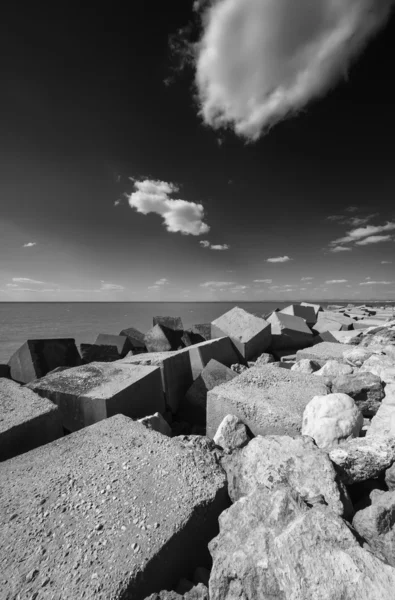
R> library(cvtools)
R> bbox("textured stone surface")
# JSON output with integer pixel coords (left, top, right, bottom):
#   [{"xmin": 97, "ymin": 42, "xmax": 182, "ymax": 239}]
[
  {"xmin": 353, "ymin": 490, "xmax": 395, "ymax": 566},
  {"xmin": 80, "ymin": 343, "xmax": 121, "ymax": 363},
  {"xmin": 266, "ymin": 311, "xmax": 313, "ymax": 350},
  {"xmin": 343, "ymin": 347, "xmax": 376, "ymax": 367},
  {"xmin": 119, "ymin": 326, "xmax": 146, "ymax": 351},
  {"xmin": 313, "ymin": 311, "xmax": 355, "ymax": 333},
  {"xmin": 153, "ymin": 316, "xmax": 184, "ymax": 331},
  {"xmin": 366, "ymin": 403, "xmax": 395, "ymax": 438},
  {"xmin": 302, "ymin": 393, "xmax": 363, "ymax": 450},
  {"xmin": 0, "ymin": 379, "xmax": 63, "ymax": 461},
  {"xmin": 206, "ymin": 365, "xmax": 328, "ymax": 439},
  {"xmin": 144, "ymin": 324, "xmax": 184, "ymax": 353},
  {"xmin": 28, "ymin": 362, "xmax": 164, "ymax": 432},
  {"xmin": 209, "ymin": 485, "xmax": 395, "ymax": 600},
  {"xmin": 254, "ymin": 352, "xmax": 276, "ymax": 365},
  {"xmin": 222, "ymin": 434, "xmax": 352, "ymax": 517},
  {"xmin": 280, "ymin": 303, "xmax": 317, "ymax": 326},
  {"xmin": 296, "ymin": 342, "xmax": 349, "ymax": 366},
  {"xmin": 360, "ymin": 354, "xmax": 395, "ymax": 382},
  {"xmin": 331, "ymin": 372, "xmax": 384, "ymax": 416},
  {"xmin": 139, "ymin": 412, "xmax": 172, "ymax": 437},
  {"xmin": 291, "ymin": 358, "xmax": 321, "ymax": 374},
  {"xmin": 314, "ymin": 359, "xmax": 354, "ymax": 379},
  {"xmin": 329, "ymin": 437, "xmax": 395, "ymax": 485},
  {"xmin": 211, "ymin": 306, "xmax": 271, "ymax": 360},
  {"xmin": 300, "ymin": 301, "xmax": 323, "ymax": 316},
  {"xmin": 94, "ymin": 334, "xmax": 133, "ymax": 357},
  {"xmin": 213, "ymin": 414, "xmax": 250, "ymax": 453},
  {"xmin": 0, "ymin": 415, "xmax": 228, "ymax": 600}
]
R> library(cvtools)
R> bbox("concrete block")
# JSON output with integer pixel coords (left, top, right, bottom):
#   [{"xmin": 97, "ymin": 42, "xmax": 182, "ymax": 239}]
[
  {"xmin": 266, "ymin": 312, "xmax": 313, "ymax": 350},
  {"xmin": 206, "ymin": 365, "xmax": 328, "ymax": 439},
  {"xmin": 94, "ymin": 333, "xmax": 133, "ymax": 357},
  {"xmin": 280, "ymin": 304, "xmax": 317, "ymax": 326},
  {"xmin": 80, "ymin": 343, "xmax": 121, "ymax": 363},
  {"xmin": 211, "ymin": 306, "xmax": 272, "ymax": 360},
  {"xmin": 313, "ymin": 311, "xmax": 354, "ymax": 333},
  {"xmin": 8, "ymin": 338, "xmax": 82, "ymax": 384},
  {"xmin": 27, "ymin": 362, "xmax": 165, "ymax": 432},
  {"xmin": 144, "ymin": 324, "xmax": 184, "ymax": 352},
  {"xmin": 296, "ymin": 342, "xmax": 350, "ymax": 366},
  {"xmin": 119, "ymin": 337, "xmax": 240, "ymax": 414},
  {"xmin": 178, "ymin": 359, "xmax": 238, "ymax": 426},
  {"xmin": 153, "ymin": 316, "xmax": 184, "ymax": 331},
  {"xmin": 139, "ymin": 412, "xmax": 172, "ymax": 437},
  {"xmin": 300, "ymin": 302, "xmax": 323, "ymax": 316},
  {"xmin": 0, "ymin": 379, "xmax": 62, "ymax": 461},
  {"xmin": 0, "ymin": 415, "xmax": 228, "ymax": 600},
  {"xmin": 312, "ymin": 331, "xmax": 339, "ymax": 344},
  {"xmin": 0, "ymin": 365, "xmax": 10, "ymax": 378},
  {"xmin": 119, "ymin": 326, "xmax": 146, "ymax": 351},
  {"xmin": 191, "ymin": 323, "xmax": 211, "ymax": 341},
  {"xmin": 330, "ymin": 330, "xmax": 362, "ymax": 344}
]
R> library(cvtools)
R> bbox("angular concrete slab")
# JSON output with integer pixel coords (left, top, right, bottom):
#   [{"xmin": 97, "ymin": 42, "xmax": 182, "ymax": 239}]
[
  {"xmin": 94, "ymin": 333, "xmax": 133, "ymax": 357},
  {"xmin": 119, "ymin": 338, "xmax": 240, "ymax": 414},
  {"xmin": 313, "ymin": 311, "xmax": 354, "ymax": 333},
  {"xmin": 8, "ymin": 338, "xmax": 82, "ymax": 384},
  {"xmin": 153, "ymin": 316, "xmax": 184, "ymax": 331},
  {"xmin": 266, "ymin": 311, "xmax": 313, "ymax": 350},
  {"xmin": 0, "ymin": 415, "xmax": 228, "ymax": 600},
  {"xmin": 211, "ymin": 307, "xmax": 271, "ymax": 361},
  {"xmin": 312, "ymin": 330, "xmax": 339, "ymax": 344},
  {"xmin": 80, "ymin": 343, "xmax": 121, "ymax": 363},
  {"xmin": 206, "ymin": 365, "xmax": 328, "ymax": 439},
  {"xmin": 119, "ymin": 326, "xmax": 146, "ymax": 351},
  {"xmin": 0, "ymin": 379, "xmax": 62, "ymax": 461},
  {"xmin": 296, "ymin": 342, "xmax": 349, "ymax": 366},
  {"xmin": 144, "ymin": 324, "xmax": 184, "ymax": 353},
  {"xmin": 27, "ymin": 362, "xmax": 165, "ymax": 432},
  {"xmin": 300, "ymin": 301, "xmax": 323, "ymax": 316},
  {"xmin": 280, "ymin": 304, "xmax": 317, "ymax": 326},
  {"xmin": 0, "ymin": 364, "xmax": 10, "ymax": 378}
]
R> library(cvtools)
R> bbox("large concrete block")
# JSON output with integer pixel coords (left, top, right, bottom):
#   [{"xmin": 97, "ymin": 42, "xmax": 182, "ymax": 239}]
[
  {"xmin": 80, "ymin": 343, "xmax": 121, "ymax": 363},
  {"xmin": 211, "ymin": 306, "xmax": 272, "ymax": 360},
  {"xmin": 153, "ymin": 316, "xmax": 184, "ymax": 331},
  {"xmin": 8, "ymin": 338, "xmax": 82, "ymax": 384},
  {"xmin": 313, "ymin": 311, "xmax": 354, "ymax": 333},
  {"xmin": 280, "ymin": 304, "xmax": 317, "ymax": 327},
  {"xmin": 296, "ymin": 342, "xmax": 349, "ymax": 366},
  {"xmin": 120, "ymin": 337, "xmax": 241, "ymax": 414},
  {"xmin": 119, "ymin": 326, "xmax": 146, "ymax": 351},
  {"xmin": 0, "ymin": 415, "xmax": 228, "ymax": 600},
  {"xmin": 206, "ymin": 365, "xmax": 328, "ymax": 439},
  {"xmin": 0, "ymin": 379, "xmax": 62, "ymax": 461},
  {"xmin": 94, "ymin": 333, "xmax": 133, "ymax": 357},
  {"xmin": 266, "ymin": 311, "xmax": 313, "ymax": 350},
  {"xmin": 27, "ymin": 362, "xmax": 165, "ymax": 432},
  {"xmin": 300, "ymin": 302, "xmax": 323, "ymax": 317},
  {"xmin": 144, "ymin": 324, "xmax": 184, "ymax": 353}
]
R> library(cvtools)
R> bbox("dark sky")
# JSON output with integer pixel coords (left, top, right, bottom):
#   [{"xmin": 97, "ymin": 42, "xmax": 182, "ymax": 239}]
[{"xmin": 1, "ymin": 2, "xmax": 394, "ymax": 301}]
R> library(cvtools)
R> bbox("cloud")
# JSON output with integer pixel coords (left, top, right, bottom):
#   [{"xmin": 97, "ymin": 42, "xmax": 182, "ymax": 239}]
[
  {"xmin": 345, "ymin": 206, "xmax": 359, "ymax": 213},
  {"xmin": 230, "ymin": 284, "xmax": 249, "ymax": 293},
  {"xmin": 114, "ymin": 199, "xmax": 122, "ymax": 206},
  {"xmin": 382, "ymin": 260, "xmax": 393, "ymax": 264},
  {"xmin": 330, "ymin": 246, "xmax": 352, "ymax": 253},
  {"xmin": 327, "ymin": 213, "xmax": 378, "ymax": 226},
  {"xmin": 23, "ymin": 242, "xmax": 37, "ymax": 248},
  {"xmin": 6, "ymin": 283, "xmax": 19, "ymax": 288},
  {"xmin": 12, "ymin": 277, "xmax": 45, "ymax": 284},
  {"xmin": 200, "ymin": 281, "xmax": 235, "ymax": 288},
  {"xmin": 100, "ymin": 281, "xmax": 125, "ymax": 291},
  {"xmin": 301, "ymin": 277, "xmax": 314, "ymax": 281},
  {"xmin": 253, "ymin": 279, "xmax": 272, "ymax": 283},
  {"xmin": 355, "ymin": 235, "xmax": 393, "ymax": 246},
  {"xmin": 359, "ymin": 280, "xmax": 394, "ymax": 285},
  {"xmin": 266, "ymin": 256, "xmax": 292, "ymax": 263},
  {"xmin": 128, "ymin": 179, "xmax": 209, "ymax": 235},
  {"xmin": 325, "ymin": 279, "xmax": 348, "ymax": 284},
  {"xmin": 330, "ymin": 222, "xmax": 395, "ymax": 246},
  {"xmin": 193, "ymin": 0, "xmax": 393, "ymax": 139},
  {"xmin": 200, "ymin": 240, "xmax": 230, "ymax": 250},
  {"xmin": 155, "ymin": 278, "xmax": 169, "ymax": 285}
]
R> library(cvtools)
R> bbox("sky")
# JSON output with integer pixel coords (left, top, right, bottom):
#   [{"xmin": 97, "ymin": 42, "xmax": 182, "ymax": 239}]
[{"xmin": 1, "ymin": 1, "xmax": 395, "ymax": 302}]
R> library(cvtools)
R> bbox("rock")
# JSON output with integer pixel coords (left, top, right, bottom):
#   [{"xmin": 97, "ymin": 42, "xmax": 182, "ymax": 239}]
[
  {"xmin": 312, "ymin": 330, "xmax": 340, "ymax": 344},
  {"xmin": 94, "ymin": 333, "xmax": 133, "ymax": 357},
  {"xmin": 211, "ymin": 306, "xmax": 272, "ymax": 361},
  {"xmin": 8, "ymin": 338, "xmax": 82, "ymax": 384},
  {"xmin": 209, "ymin": 485, "xmax": 395, "ymax": 600},
  {"xmin": 314, "ymin": 360, "xmax": 354, "ymax": 380},
  {"xmin": 119, "ymin": 338, "xmax": 240, "ymax": 414},
  {"xmin": 119, "ymin": 326, "xmax": 146, "ymax": 352},
  {"xmin": 139, "ymin": 412, "xmax": 172, "ymax": 437},
  {"xmin": 302, "ymin": 393, "xmax": 364, "ymax": 450},
  {"xmin": 331, "ymin": 372, "xmax": 384, "ymax": 417},
  {"xmin": 0, "ymin": 364, "xmax": 10, "ymax": 378},
  {"xmin": 385, "ymin": 462, "xmax": 395, "ymax": 490},
  {"xmin": 230, "ymin": 363, "xmax": 248, "ymax": 373},
  {"xmin": 266, "ymin": 311, "xmax": 313, "ymax": 350},
  {"xmin": 213, "ymin": 415, "xmax": 250, "ymax": 453},
  {"xmin": 175, "ymin": 579, "xmax": 194, "ymax": 595},
  {"xmin": 0, "ymin": 379, "xmax": 63, "ymax": 461},
  {"xmin": 144, "ymin": 324, "xmax": 184, "ymax": 353},
  {"xmin": 145, "ymin": 584, "xmax": 209, "ymax": 600},
  {"xmin": 80, "ymin": 343, "xmax": 121, "ymax": 363},
  {"xmin": 280, "ymin": 303, "xmax": 317, "ymax": 327},
  {"xmin": 296, "ymin": 341, "xmax": 349, "ymax": 366},
  {"xmin": 0, "ymin": 415, "xmax": 228, "ymax": 600},
  {"xmin": 313, "ymin": 311, "xmax": 355, "ymax": 333},
  {"xmin": 353, "ymin": 489, "xmax": 395, "ymax": 566},
  {"xmin": 193, "ymin": 567, "xmax": 210, "ymax": 587},
  {"xmin": 27, "ymin": 361, "xmax": 165, "ymax": 432},
  {"xmin": 300, "ymin": 301, "xmax": 323, "ymax": 317},
  {"xmin": 361, "ymin": 355, "xmax": 395, "ymax": 383},
  {"xmin": 254, "ymin": 352, "xmax": 276, "ymax": 365},
  {"xmin": 343, "ymin": 347, "xmax": 376, "ymax": 367},
  {"xmin": 153, "ymin": 316, "xmax": 184, "ymax": 331},
  {"xmin": 291, "ymin": 359, "xmax": 321, "ymax": 374},
  {"xmin": 206, "ymin": 364, "xmax": 328, "ymax": 439},
  {"xmin": 383, "ymin": 384, "xmax": 395, "ymax": 405},
  {"xmin": 329, "ymin": 437, "xmax": 395, "ymax": 485},
  {"xmin": 178, "ymin": 360, "xmax": 237, "ymax": 426},
  {"xmin": 366, "ymin": 403, "xmax": 395, "ymax": 438},
  {"xmin": 191, "ymin": 323, "xmax": 211, "ymax": 341},
  {"xmin": 222, "ymin": 434, "xmax": 352, "ymax": 516}
]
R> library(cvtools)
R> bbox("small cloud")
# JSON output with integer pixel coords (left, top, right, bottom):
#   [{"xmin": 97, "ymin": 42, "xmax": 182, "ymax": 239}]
[
  {"xmin": 6, "ymin": 283, "xmax": 19, "ymax": 288},
  {"xmin": 12, "ymin": 277, "xmax": 45, "ymax": 284},
  {"xmin": 266, "ymin": 256, "xmax": 292, "ymax": 263},
  {"xmin": 355, "ymin": 235, "xmax": 392, "ymax": 246},
  {"xmin": 23, "ymin": 242, "xmax": 37, "ymax": 248},
  {"xmin": 114, "ymin": 199, "xmax": 122, "ymax": 206},
  {"xmin": 155, "ymin": 278, "xmax": 169, "ymax": 286},
  {"xmin": 301, "ymin": 277, "xmax": 314, "ymax": 281},
  {"xmin": 200, "ymin": 281, "xmax": 235, "ymax": 288},
  {"xmin": 200, "ymin": 240, "xmax": 210, "ymax": 248},
  {"xmin": 200, "ymin": 240, "xmax": 230, "ymax": 250},
  {"xmin": 253, "ymin": 279, "xmax": 272, "ymax": 284},
  {"xmin": 230, "ymin": 285, "xmax": 248, "ymax": 293},
  {"xmin": 359, "ymin": 280, "xmax": 394, "ymax": 286},
  {"xmin": 100, "ymin": 281, "xmax": 125, "ymax": 291},
  {"xmin": 330, "ymin": 222, "xmax": 395, "ymax": 246},
  {"xmin": 325, "ymin": 279, "xmax": 348, "ymax": 284},
  {"xmin": 327, "ymin": 215, "xmax": 344, "ymax": 222},
  {"xmin": 345, "ymin": 206, "xmax": 359, "ymax": 213},
  {"xmin": 330, "ymin": 246, "xmax": 352, "ymax": 253},
  {"xmin": 148, "ymin": 285, "xmax": 160, "ymax": 290},
  {"xmin": 381, "ymin": 261, "xmax": 392, "ymax": 264}
]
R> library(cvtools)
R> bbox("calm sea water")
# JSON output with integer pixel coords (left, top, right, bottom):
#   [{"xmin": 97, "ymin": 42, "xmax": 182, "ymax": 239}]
[{"xmin": 0, "ymin": 300, "xmax": 393, "ymax": 364}]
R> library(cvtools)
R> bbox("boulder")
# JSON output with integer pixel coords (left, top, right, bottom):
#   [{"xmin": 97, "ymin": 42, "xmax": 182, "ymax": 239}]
[
  {"xmin": 213, "ymin": 415, "xmax": 250, "ymax": 453},
  {"xmin": 343, "ymin": 347, "xmax": 376, "ymax": 367},
  {"xmin": 330, "ymin": 330, "xmax": 363, "ymax": 344},
  {"xmin": 296, "ymin": 341, "xmax": 349, "ymax": 366},
  {"xmin": 8, "ymin": 338, "xmax": 82, "ymax": 384},
  {"xmin": 266, "ymin": 311, "xmax": 313, "ymax": 350},
  {"xmin": 385, "ymin": 462, "xmax": 395, "ymax": 490},
  {"xmin": 314, "ymin": 360, "xmax": 354, "ymax": 380},
  {"xmin": 383, "ymin": 383, "xmax": 395, "ymax": 405},
  {"xmin": 153, "ymin": 316, "xmax": 184, "ymax": 331},
  {"xmin": 329, "ymin": 437, "xmax": 395, "ymax": 485},
  {"xmin": 94, "ymin": 333, "xmax": 133, "ymax": 357},
  {"xmin": 27, "ymin": 361, "xmax": 165, "ymax": 432},
  {"xmin": 254, "ymin": 352, "xmax": 276, "ymax": 365},
  {"xmin": 331, "ymin": 372, "xmax": 384, "ymax": 417},
  {"xmin": 280, "ymin": 303, "xmax": 317, "ymax": 326},
  {"xmin": 209, "ymin": 485, "xmax": 395, "ymax": 600},
  {"xmin": 211, "ymin": 307, "xmax": 271, "ymax": 361},
  {"xmin": 178, "ymin": 359, "xmax": 237, "ymax": 426},
  {"xmin": 366, "ymin": 403, "xmax": 395, "ymax": 438},
  {"xmin": 139, "ymin": 412, "xmax": 172, "ymax": 437},
  {"xmin": 144, "ymin": 324, "xmax": 184, "ymax": 353},
  {"xmin": 222, "ymin": 434, "xmax": 352, "ymax": 517},
  {"xmin": 0, "ymin": 415, "xmax": 228, "ymax": 600},
  {"xmin": 361, "ymin": 355, "xmax": 395, "ymax": 383},
  {"xmin": 353, "ymin": 490, "xmax": 395, "ymax": 566},
  {"xmin": 0, "ymin": 379, "xmax": 63, "ymax": 461},
  {"xmin": 80, "ymin": 343, "xmax": 121, "ymax": 363},
  {"xmin": 145, "ymin": 584, "xmax": 209, "ymax": 600},
  {"xmin": 302, "ymin": 393, "xmax": 363, "ymax": 450},
  {"xmin": 206, "ymin": 365, "xmax": 328, "ymax": 439},
  {"xmin": 291, "ymin": 359, "xmax": 321, "ymax": 374},
  {"xmin": 119, "ymin": 326, "xmax": 146, "ymax": 352}
]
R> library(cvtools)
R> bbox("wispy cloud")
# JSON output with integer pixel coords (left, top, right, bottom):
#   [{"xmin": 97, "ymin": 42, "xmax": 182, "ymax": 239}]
[
  {"xmin": 301, "ymin": 277, "xmax": 314, "ymax": 281},
  {"xmin": 200, "ymin": 240, "xmax": 230, "ymax": 250},
  {"xmin": 100, "ymin": 281, "xmax": 125, "ymax": 291},
  {"xmin": 327, "ymin": 213, "xmax": 378, "ymax": 227},
  {"xmin": 266, "ymin": 256, "xmax": 292, "ymax": 263},
  {"xmin": 330, "ymin": 246, "xmax": 352, "ymax": 253},
  {"xmin": 253, "ymin": 279, "xmax": 272, "ymax": 283},
  {"xmin": 326, "ymin": 279, "xmax": 348, "ymax": 284},
  {"xmin": 155, "ymin": 278, "xmax": 169, "ymax": 285},
  {"xmin": 12, "ymin": 277, "xmax": 46, "ymax": 285},
  {"xmin": 355, "ymin": 235, "xmax": 393, "ymax": 246},
  {"xmin": 359, "ymin": 280, "xmax": 394, "ymax": 286},
  {"xmin": 345, "ymin": 206, "xmax": 359, "ymax": 213},
  {"xmin": 192, "ymin": 0, "xmax": 393, "ymax": 139},
  {"xmin": 381, "ymin": 260, "xmax": 393, "ymax": 264},
  {"xmin": 200, "ymin": 281, "xmax": 235, "ymax": 289},
  {"xmin": 23, "ymin": 242, "xmax": 37, "ymax": 248},
  {"xmin": 128, "ymin": 179, "xmax": 209, "ymax": 236},
  {"xmin": 229, "ymin": 285, "xmax": 249, "ymax": 293},
  {"xmin": 330, "ymin": 222, "xmax": 395, "ymax": 246}
]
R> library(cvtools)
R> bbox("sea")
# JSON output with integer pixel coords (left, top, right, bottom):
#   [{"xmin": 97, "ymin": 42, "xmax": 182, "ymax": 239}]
[{"xmin": 0, "ymin": 301, "xmax": 394, "ymax": 364}]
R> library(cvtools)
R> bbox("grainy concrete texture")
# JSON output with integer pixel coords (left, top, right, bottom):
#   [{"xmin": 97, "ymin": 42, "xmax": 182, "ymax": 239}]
[
  {"xmin": 27, "ymin": 362, "xmax": 164, "ymax": 432},
  {"xmin": 211, "ymin": 307, "xmax": 271, "ymax": 360},
  {"xmin": 94, "ymin": 334, "xmax": 133, "ymax": 357},
  {"xmin": 0, "ymin": 415, "xmax": 228, "ymax": 600},
  {"xmin": 296, "ymin": 342, "xmax": 349, "ymax": 366},
  {"xmin": 266, "ymin": 312, "xmax": 313, "ymax": 350},
  {"xmin": 0, "ymin": 379, "xmax": 63, "ymax": 461}
]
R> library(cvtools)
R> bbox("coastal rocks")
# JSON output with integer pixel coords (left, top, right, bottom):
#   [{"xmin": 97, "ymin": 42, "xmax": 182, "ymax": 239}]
[
  {"xmin": 144, "ymin": 324, "xmax": 184, "ymax": 353},
  {"xmin": 314, "ymin": 359, "xmax": 354, "ymax": 379},
  {"xmin": 280, "ymin": 303, "xmax": 317, "ymax": 327},
  {"xmin": 222, "ymin": 434, "xmax": 352, "ymax": 517},
  {"xmin": 366, "ymin": 403, "xmax": 395, "ymax": 438},
  {"xmin": 28, "ymin": 361, "xmax": 165, "ymax": 432},
  {"xmin": 343, "ymin": 347, "xmax": 376, "ymax": 367},
  {"xmin": 266, "ymin": 311, "xmax": 313, "ymax": 350},
  {"xmin": 0, "ymin": 415, "xmax": 228, "ymax": 600},
  {"xmin": 94, "ymin": 333, "xmax": 133, "ymax": 357},
  {"xmin": 360, "ymin": 355, "xmax": 395, "ymax": 383},
  {"xmin": 8, "ymin": 338, "xmax": 82, "ymax": 384},
  {"xmin": 206, "ymin": 365, "xmax": 328, "ymax": 439},
  {"xmin": 208, "ymin": 485, "xmax": 395, "ymax": 600},
  {"xmin": 329, "ymin": 437, "xmax": 395, "ymax": 485},
  {"xmin": 291, "ymin": 358, "xmax": 321, "ymax": 374},
  {"xmin": 153, "ymin": 316, "xmax": 184, "ymax": 331},
  {"xmin": 353, "ymin": 490, "xmax": 395, "ymax": 566},
  {"xmin": 211, "ymin": 307, "xmax": 271, "ymax": 361},
  {"xmin": 254, "ymin": 352, "xmax": 275, "ymax": 365},
  {"xmin": 213, "ymin": 414, "xmax": 250, "ymax": 453},
  {"xmin": 139, "ymin": 412, "xmax": 172, "ymax": 437},
  {"xmin": 301, "ymin": 393, "xmax": 364, "ymax": 450},
  {"xmin": 313, "ymin": 311, "xmax": 355, "ymax": 333},
  {"xmin": 119, "ymin": 326, "xmax": 146, "ymax": 352},
  {"xmin": 296, "ymin": 341, "xmax": 349, "ymax": 366},
  {"xmin": 0, "ymin": 379, "xmax": 63, "ymax": 461},
  {"xmin": 80, "ymin": 343, "xmax": 121, "ymax": 363},
  {"xmin": 331, "ymin": 372, "xmax": 384, "ymax": 417},
  {"xmin": 300, "ymin": 301, "xmax": 323, "ymax": 317}
]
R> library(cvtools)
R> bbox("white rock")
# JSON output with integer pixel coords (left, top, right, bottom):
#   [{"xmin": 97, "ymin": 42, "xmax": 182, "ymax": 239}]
[
  {"xmin": 213, "ymin": 414, "xmax": 250, "ymax": 452},
  {"xmin": 343, "ymin": 347, "xmax": 375, "ymax": 367},
  {"xmin": 383, "ymin": 384, "xmax": 395, "ymax": 406},
  {"xmin": 361, "ymin": 355, "xmax": 395, "ymax": 382},
  {"xmin": 314, "ymin": 360, "xmax": 354, "ymax": 379},
  {"xmin": 366, "ymin": 404, "xmax": 395, "ymax": 438},
  {"xmin": 291, "ymin": 359, "xmax": 320, "ymax": 374},
  {"xmin": 302, "ymin": 393, "xmax": 364, "ymax": 450}
]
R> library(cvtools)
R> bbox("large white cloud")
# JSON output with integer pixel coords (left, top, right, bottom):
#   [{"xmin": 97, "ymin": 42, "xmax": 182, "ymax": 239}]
[
  {"xmin": 194, "ymin": 0, "xmax": 394, "ymax": 139},
  {"xmin": 128, "ymin": 179, "xmax": 209, "ymax": 236}
]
